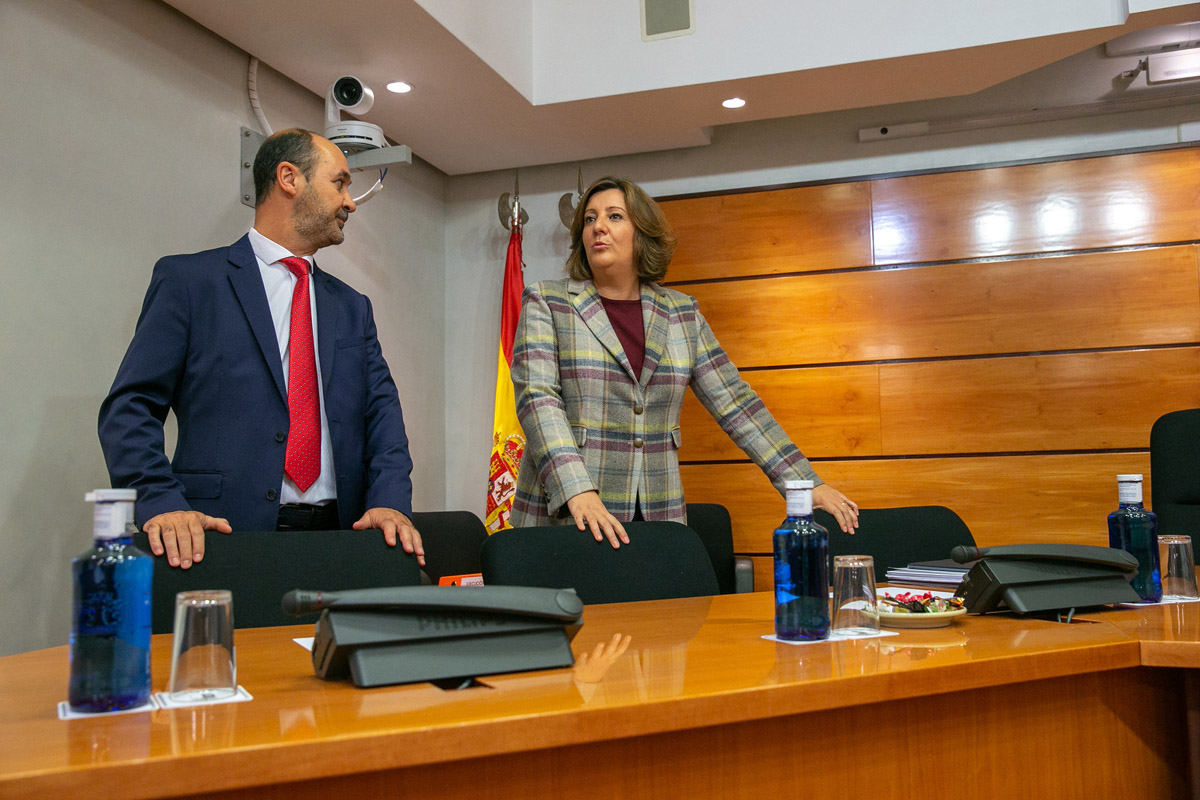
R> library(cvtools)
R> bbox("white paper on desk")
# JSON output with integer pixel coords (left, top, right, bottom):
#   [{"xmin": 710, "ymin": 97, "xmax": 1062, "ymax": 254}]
[
  {"xmin": 294, "ymin": 637, "xmax": 315, "ymax": 651},
  {"xmin": 1116, "ymin": 596, "xmax": 1200, "ymax": 607},
  {"xmin": 154, "ymin": 686, "xmax": 254, "ymax": 709},
  {"xmin": 763, "ymin": 630, "xmax": 898, "ymax": 646},
  {"xmin": 823, "ymin": 589, "xmax": 958, "ymax": 599},
  {"xmin": 885, "ymin": 571, "xmax": 965, "ymax": 586},
  {"xmin": 57, "ymin": 698, "xmax": 159, "ymax": 720},
  {"xmin": 877, "ymin": 588, "xmax": 956, "ymax": 599}
]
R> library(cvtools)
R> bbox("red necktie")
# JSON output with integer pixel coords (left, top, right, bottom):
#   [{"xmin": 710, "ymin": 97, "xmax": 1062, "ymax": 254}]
[{"xmin": 281, "ymin": 257, "xmax": 320, "ymax": 492}]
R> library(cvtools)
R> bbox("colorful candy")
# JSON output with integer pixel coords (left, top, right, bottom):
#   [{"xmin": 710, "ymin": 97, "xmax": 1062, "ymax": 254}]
[{"xmin": 878, "ymin": 591, "xmax": 965, "ymax": 614}]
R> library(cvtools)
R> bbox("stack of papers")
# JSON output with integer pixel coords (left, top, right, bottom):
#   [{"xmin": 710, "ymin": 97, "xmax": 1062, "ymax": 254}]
[{"xmin": 884, "ymin": 559, "xmax": 972, "ymax": 588}]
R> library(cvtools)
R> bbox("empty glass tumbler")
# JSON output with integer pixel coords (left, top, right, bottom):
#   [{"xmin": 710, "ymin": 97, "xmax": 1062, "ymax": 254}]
[
  {"xmin": 1158, "ymin": 536, "xmax": 1199, "ymax": 601},
  {"xmin": 831, "ymin": 555, "xmax": 880, "ymax": 636},
  {"xmin": 167, "ymin": 590, "xmax": 237, "ymax": 702}
]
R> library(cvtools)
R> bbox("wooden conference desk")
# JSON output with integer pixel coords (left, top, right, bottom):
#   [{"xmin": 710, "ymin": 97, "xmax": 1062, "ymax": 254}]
[{"xmin": 0, "ymin": 593, "xmax": 1196, "ymax": 800}]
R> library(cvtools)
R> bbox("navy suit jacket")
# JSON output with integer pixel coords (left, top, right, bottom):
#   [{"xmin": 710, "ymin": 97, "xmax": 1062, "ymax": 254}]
[{"xmin": 98, "ymin": 235, "xmax": 413, "ymax": 531}]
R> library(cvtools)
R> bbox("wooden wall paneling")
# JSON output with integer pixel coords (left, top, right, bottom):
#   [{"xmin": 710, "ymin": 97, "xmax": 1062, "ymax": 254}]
[
  {"xmin": 659, "ymin": 182, "xmax": 873, "ymax": 282},
  {"xmin": 680, "ymin": 347, "xmax": 1200, "ymax": 460},
  {"xmin": 684, "ymin": 246, "xmax": 1200, "ymax": 368},
  {"xmin": 678, "ymin": 364, "xmax": 882, "ymax": 461},
  {"xmin": 871, "ymin": 148, "xmax": 1200, "ymax": 264},
  {"xmin": 664, "ymin": 147, "xmax": 1200, "ymax": 596},
  {"xmin": 681, "ymin": 452, "xmax": 1152, "ymax": 555},
  {"xmin": 877, "ymin": 347, "xmax": 1200, "ymax": 455}
]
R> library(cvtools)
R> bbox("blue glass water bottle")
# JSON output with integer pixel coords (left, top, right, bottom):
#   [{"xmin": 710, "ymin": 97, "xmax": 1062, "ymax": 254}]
[
  {"xmin": 68, "ymin": 489, "xmax": 153, "ymax": 712},
  {"xmin": 1107, "ymin": 474, "xmax": 1161, "ymax": 603},
  {"xmin": 774, "ymin": 480, "xmax": 830, "ymax": 640}
]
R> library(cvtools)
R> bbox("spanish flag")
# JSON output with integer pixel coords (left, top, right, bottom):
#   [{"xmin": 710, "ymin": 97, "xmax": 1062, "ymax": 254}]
[{"xmin": 485, "ymin": 220, "xmax": 526, "ymax": 532}]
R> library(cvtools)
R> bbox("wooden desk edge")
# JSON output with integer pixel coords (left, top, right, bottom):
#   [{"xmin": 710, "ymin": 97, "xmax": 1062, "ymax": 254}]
[{"xmin": 0, "ymin": 637, "xmax": 1147, "ymax": 800}]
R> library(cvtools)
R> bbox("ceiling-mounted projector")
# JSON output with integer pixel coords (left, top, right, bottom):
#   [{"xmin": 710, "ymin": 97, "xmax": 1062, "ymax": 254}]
[{"xmin": 325, "ymin": 76, "xmax": 386, "ymax": 154}]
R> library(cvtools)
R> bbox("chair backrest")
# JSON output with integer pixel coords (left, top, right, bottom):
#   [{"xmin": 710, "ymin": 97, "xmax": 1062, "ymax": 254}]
[
  {"xmin": 1151, "ymin": 409, "xmax": 1200, "ymax": 557},
  {"xmin": 410, "ymin": 510, "xmax": 488, "ymax": 584},
  {"xmin": 480, "ymin": 522, "xmax": 720, "ymax": 604},
  {"xmin": 815, "ymin": 506, "xmax": 975, "ymax": 581},
  {"xmin": 685, "ymin": 503, "xmax": 738, "ymax": 594},
  {"xmin": 133, "ymin": 529, "xmax": 422, "ymax": 633}
]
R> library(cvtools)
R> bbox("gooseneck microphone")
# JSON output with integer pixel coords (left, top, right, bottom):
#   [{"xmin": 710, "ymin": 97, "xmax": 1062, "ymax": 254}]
[
  {"xmin": 950, "ymin": 543, "xmax": 1137, "ymax": 570},
  {"xmin": 950, "ymin": 545, "xmax": 983, "ymax": 563},
  {"xmin": 281, "ymin": 589, "xmax": 330, "ymax": 616}
]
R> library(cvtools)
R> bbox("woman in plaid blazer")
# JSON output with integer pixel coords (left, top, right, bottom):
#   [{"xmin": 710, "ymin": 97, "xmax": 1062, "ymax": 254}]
[{"xmin": 510, "ymin": 177, "xmax": 859, "ymax": 546}]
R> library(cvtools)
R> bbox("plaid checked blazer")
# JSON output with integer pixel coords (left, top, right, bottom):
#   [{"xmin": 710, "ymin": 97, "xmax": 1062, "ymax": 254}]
[{"xmin": 510, "ymin": 279, "xmax": 821, "ymax": 527}]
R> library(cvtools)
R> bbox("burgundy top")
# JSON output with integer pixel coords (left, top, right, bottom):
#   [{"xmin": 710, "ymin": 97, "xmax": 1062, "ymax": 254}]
[{"xmin": 599, "ymin": 296, "xmax": 646, "ymax": 380}]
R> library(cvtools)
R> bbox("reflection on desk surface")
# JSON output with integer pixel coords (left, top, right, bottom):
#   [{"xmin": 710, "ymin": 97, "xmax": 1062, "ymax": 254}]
[{"xmin": 3, "ymin": 590, "xmax": 1199, "ymax": 793}]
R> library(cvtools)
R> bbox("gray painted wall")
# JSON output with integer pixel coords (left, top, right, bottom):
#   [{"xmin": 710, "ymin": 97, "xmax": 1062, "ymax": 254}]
[{"xmin": 0, "ymin": 0, "xmax": 447, "ymax": 657}]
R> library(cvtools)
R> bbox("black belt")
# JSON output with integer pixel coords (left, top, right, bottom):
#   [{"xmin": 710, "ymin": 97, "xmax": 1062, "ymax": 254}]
[{"xmin": 276, "ymin": 502, "xmax": 340, "ymax": 531}]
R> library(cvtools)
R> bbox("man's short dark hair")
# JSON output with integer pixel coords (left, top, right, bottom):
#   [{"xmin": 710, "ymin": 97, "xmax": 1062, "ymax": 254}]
[{"xmin": 253, "ymin": 129, "xmax": 320, "ymax": 206}]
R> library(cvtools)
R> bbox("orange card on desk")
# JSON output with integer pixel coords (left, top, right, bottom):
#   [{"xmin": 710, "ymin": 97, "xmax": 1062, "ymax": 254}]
[{"xmin": 438, "ymin": 573, "xmax": 484, "ymax": 587}]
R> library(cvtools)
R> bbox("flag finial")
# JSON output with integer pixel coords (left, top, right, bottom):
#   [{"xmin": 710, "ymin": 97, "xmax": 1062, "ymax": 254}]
[{"xmin": 498, "ymin": 169, "xmax": 529, "ymax": 231}]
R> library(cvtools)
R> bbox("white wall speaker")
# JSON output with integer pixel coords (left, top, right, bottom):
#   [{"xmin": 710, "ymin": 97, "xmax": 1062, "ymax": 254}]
[{"xmin": 641, "ymin": 0, "xmax": 695, "ymax": 42}]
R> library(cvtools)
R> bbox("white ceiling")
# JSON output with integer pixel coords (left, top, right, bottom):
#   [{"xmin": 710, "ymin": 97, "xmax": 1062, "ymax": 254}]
[{"xmin": 161, "ymin": 0, "xmax": 1200, "ymax": 175}]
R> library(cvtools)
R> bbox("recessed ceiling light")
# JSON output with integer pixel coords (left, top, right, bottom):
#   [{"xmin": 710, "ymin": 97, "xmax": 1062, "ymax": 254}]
[
  {"xmin": 722, "ymin": 97, "xmax": 746, "ymax": 109},
  {"xmin": 386, "ymin": 81, "xmax": 413, "ymax": 94}
]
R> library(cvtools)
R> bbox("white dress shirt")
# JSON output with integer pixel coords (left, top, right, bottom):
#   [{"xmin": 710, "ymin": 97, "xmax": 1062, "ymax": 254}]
[{"xmin": 248, "ymin": 228, "xmax": 337, "ymax": 506}]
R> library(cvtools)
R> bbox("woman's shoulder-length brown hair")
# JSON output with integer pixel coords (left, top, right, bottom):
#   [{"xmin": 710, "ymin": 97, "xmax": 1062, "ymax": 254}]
[{"xmin": 566, "ymin": 176, "xmax": 678, "ymax": 283}]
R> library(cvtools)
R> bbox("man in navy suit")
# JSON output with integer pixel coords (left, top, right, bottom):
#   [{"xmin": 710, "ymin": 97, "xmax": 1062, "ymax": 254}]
[{"xmin": 99, "ymin": 129, "xmax": 423, "ymax": 570}]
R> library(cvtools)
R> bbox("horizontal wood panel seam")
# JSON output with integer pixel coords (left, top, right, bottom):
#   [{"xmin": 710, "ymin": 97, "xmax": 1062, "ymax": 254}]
[
  {"xmin": 681, "ymin": 449, "xmax": 1150, "ymax": 466},
  {"xmin": 663, "ymin": 241, "xmax": 1200, "ymax": 288},
  {"xmin": 730, "ymin": 342, "xmax": 1200, "ymax": 373},
  {"xmin": 679, "ymin": 248, "xmax": 1200, "ymax": 366}
]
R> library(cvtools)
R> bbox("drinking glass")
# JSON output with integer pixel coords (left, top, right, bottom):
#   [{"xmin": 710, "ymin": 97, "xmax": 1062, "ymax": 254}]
[
  {"xmin": 1158, "ymin": 536, "xmax": 1199, "ymax": 601},
  {"xmin": 167, "ymin": 590, "xmax": 236, "ymax": 702},
  {"xmin": 831, "ymin": 555, "xmax": 879, "ymax": 636}
]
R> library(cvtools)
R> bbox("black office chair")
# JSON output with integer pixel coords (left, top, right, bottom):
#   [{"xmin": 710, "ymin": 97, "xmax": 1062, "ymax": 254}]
[
  {"xmin": 411, "ymin": 510, "xmax": 488, "ymax": 584},
  {"xmin": 1151, "ymin": 408, "xmax": 1200, "ymax": 561},
  {"xmin": 480, "ymin": 522, "xmax": 720, "ymax": 604},
  {"xmin": 133, "ymin": 529, "xmax": 423, "ymax": 633},
  {"xmin": 815, "ymin": 506, "xmax": 975, "ymax": 582},
  {"xmin": 685, "ymin": 503, "xmax": 754, "ymax": 594}
]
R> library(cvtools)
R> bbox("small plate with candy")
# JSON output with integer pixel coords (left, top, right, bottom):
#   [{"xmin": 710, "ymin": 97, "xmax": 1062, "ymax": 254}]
[{"xmin": 877, "ymin": 591, "xmax": 967, "ymax": 628}]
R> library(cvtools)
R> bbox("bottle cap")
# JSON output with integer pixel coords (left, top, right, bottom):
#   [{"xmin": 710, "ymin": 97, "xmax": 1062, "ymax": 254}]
[
  {"xmin": 784, "ymin": 480, "xmax": 814, "ymax": 490},
  {"xmin": 85, "ymin": 489, "xmax": 137, "ymax": 502},
  {"xmin": 1116, "ymin": 474, "xmax": 1144, "ymax": 483},
  {"xmin": 88, "ymin": 490, "xmax": 136, "ymax": 540}
]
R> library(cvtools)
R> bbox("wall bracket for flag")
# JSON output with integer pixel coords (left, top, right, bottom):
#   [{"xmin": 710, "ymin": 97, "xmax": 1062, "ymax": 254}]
[
  {"xmin": 558, "ymin": 167, "xmax": 584, "ymax": 229},
  {"xmin": 498, "ymin": 170, "xmax": 529, "ymax": 230}
]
